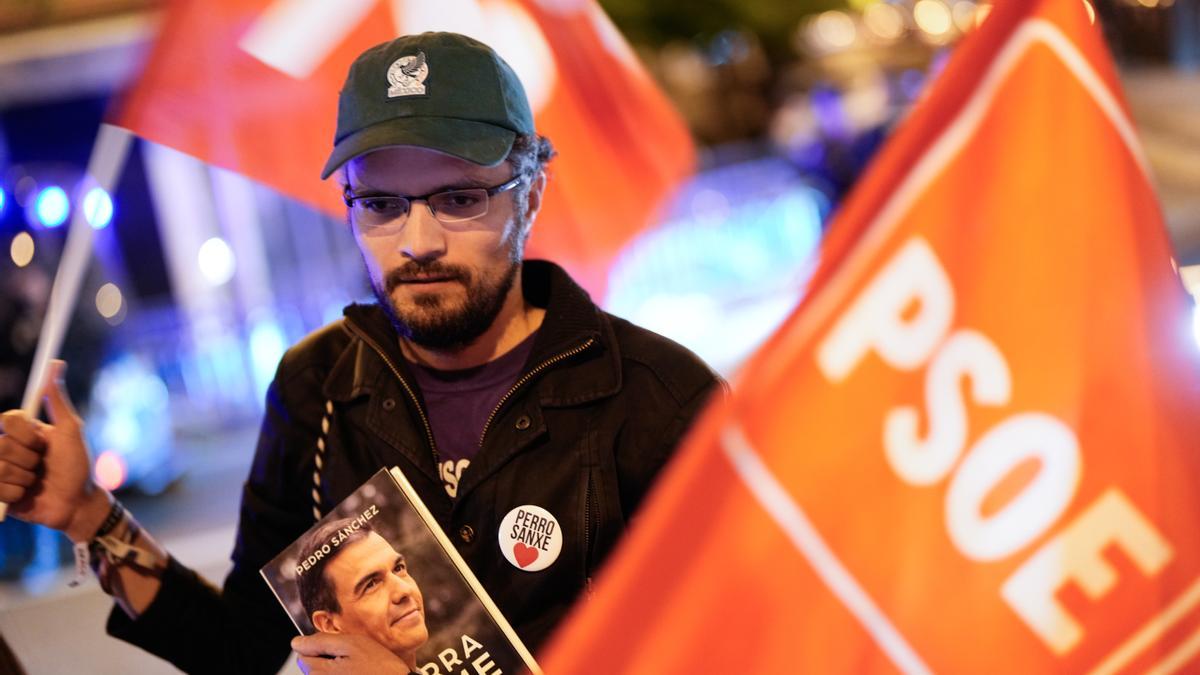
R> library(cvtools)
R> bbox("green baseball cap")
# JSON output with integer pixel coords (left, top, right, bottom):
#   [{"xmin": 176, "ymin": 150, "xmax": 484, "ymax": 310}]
[{"xmin": 321, "ymin": 32, "xmax": 535, "ymax": 179}]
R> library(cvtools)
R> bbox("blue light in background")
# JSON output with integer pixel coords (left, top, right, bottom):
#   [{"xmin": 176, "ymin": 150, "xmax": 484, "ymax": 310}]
[
  {"xmin": 34, "ymin": 186, "xmax": 69, "ymax": 228},
  {"xmin": 0, "ymin": 186, "xmax": 6, "ymax": 216},
  {"xmin": 605, "ymin": 157, "xmax": 829, "ymax": 375},
  {"xmin": 323, "ymin": 302, "xmax": 347, "ymax": 326},
  {"xmin": 811, "ymin": 86, "xmax": 850, "ymax": 140},
  {"xmin": 84, "ymin": 187, "xmax": 114, "ymax": 229},
  {"xmin": 1193, "ymin": 304, "xmax": 1200, "ymax": 351},
  {"xmin": 87, "ymin": 354, "xmax": 174, "ymax": 495},
  {"xmin": 899, "ymin": 69, "xmax": 926, "ymax": 101},
  {"xmin": 198, "ymin": 237, "xmax": 236, "ymax": 286},
  {"xmin": 249, "ymin": 318, "xmax": 287, "ymax": 403}
]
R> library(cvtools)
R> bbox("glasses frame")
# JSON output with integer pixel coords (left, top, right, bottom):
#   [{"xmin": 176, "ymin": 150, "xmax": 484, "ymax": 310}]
[{"xmin": 343, "ymin": 175, "xmax": 524, "ymax": 235}]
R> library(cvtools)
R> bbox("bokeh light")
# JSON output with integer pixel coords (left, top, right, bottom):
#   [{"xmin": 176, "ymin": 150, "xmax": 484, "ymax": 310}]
[
  {"xmin": 14, "ymin": 176, "xmax": 36, "ymax": 207},
  {"xmin": 810, "ymin": 11, "xmax": 857, "ymax": 51},
  {"xmin": 94, "ymin": 450, "xmax": 127, "ymax": 492},
  {"xmin": 34, "ymin": 186, "xmax": 69, "ymax": 228},
  {"xmin": 864, "ymin": 3, "xmax": 906, "ymax": 42},
  {"xmin": 10, "ymin": 232, "xmax": 34, "ymax": 267},
  {"xmin": 84, "ymin": 187, "xmax": 114, "ymax": 229},
  {"xmin": 915, "ymin": 0, "xmax": 954, "ymax": 40},
  {"xmin": 198, "ymin": 236, "xmax": 236, "ymax": 286},
  {"xmin": 96, "ymin": 283, "xmax": 124, "ymax": 319},
  {"xmin": 952, "ymin": 1, "xmax": 979, "ymax": 33}
]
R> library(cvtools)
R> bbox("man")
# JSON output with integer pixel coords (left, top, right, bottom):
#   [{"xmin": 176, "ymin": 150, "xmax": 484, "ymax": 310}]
[
  {"xmin": 297, "ymin": 520, "xmax": 428, "ymax": 673},
  {"xmin": 0, "ymin": 32, "xmax": 719, "ymax": 673}
]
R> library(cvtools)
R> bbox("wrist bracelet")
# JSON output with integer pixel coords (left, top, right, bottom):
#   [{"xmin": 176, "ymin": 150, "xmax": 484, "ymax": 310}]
[{"xmin": 92, "ymin": 498, "xmax": 125, "ymax": 541}]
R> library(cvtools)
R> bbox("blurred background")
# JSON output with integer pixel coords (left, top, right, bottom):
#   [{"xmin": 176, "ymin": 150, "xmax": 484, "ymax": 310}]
[{"xmin": 0, "ymin": 0, "xmax": 1198, "ymax": 672}]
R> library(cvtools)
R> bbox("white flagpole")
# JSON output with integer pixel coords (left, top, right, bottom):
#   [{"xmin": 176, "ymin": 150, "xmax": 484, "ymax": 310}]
[{"xmin": 1, "ymin": 123, "xmax": 133, "ymax": 521}]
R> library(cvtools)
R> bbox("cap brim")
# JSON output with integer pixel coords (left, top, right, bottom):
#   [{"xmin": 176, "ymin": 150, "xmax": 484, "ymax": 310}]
[{"xmin": 320, "ymin": 117, "xmax": 516, "ymax": 179}]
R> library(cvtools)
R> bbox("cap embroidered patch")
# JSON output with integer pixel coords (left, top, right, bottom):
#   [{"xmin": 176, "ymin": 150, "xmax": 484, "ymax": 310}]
[
  {"xmin": 387, "ymin": 52, "xmax": 428, "ymax": 98},
  {"xmin": 498, "ymin": 505, "xmax": 562, "ymax": 572}
]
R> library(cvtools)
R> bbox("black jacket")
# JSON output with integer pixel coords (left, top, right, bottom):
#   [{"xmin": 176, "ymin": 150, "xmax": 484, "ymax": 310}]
[{"xmin": 107, "ymin": 260, "xmax": 721, "ymax": 674}]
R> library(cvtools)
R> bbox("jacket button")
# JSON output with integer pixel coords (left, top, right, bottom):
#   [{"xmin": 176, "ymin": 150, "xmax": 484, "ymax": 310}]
[
  {"xmin": 458, "ymin": 525, "xmax": 475, "ymax": 543},
  {"xmin": 515, "ymin": 415, "xmax": 531, "ymax": 430},
  {"xmin": 382, "ymin": 398, "xmax": 396, "ymax": 411}
]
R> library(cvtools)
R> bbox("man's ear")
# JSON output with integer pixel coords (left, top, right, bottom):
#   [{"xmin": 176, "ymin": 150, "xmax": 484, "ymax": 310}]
[
  {"xmin": 311, "ymin": 610, "xmax": 342, "ymax": 634},
  {"xmin": 521, "ymin": 170, "xmax": 547, "ymax": 235}
]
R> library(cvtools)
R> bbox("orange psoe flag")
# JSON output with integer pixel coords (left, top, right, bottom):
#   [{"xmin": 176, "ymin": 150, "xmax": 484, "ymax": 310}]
[
  {"xmin": 114, "ymin": 0, "xmax": 693, "ymax": 296},
  {"xmin": 542, "ymin": 0, "xmax": 1200, "ymax": 672}
]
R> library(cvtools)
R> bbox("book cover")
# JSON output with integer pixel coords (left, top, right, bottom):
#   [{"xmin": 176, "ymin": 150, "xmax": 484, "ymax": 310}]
[{"xmin": 261, "ymin": 467, "xmax": 541, "ymax": 675}]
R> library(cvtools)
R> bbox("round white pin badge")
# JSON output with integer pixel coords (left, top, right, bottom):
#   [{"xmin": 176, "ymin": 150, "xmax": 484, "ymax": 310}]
[{"xmin": 498, "ymin": 505, "xmax": 562, "ymax": 572}]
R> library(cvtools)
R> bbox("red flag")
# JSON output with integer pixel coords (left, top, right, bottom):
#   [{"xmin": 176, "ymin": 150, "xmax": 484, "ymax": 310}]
[
  {"xmin": 542, "ymin": 0, "xmax": 1200, "ymax": 672},
  {"xmin": 114, "ymin": 0, "xmax": 693, "ymax": 295}
]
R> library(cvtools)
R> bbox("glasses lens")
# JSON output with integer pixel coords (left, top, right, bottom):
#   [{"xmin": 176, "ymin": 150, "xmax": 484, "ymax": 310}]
[
  {"xmin": 351, "ymin": 196, "xmax": 409, "ymax": 230},
  {"xmin": 429, "ymin": 189, "xmax": 489, "ymax": 222}
]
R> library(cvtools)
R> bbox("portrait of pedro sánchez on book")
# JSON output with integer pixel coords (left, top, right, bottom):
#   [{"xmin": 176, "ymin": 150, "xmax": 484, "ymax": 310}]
[{"xmin": 261, "ymin": 468, "xmax": 540, "ymax": 675}]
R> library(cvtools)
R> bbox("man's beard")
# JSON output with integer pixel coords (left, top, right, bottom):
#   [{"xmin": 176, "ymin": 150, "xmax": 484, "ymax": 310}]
[{"xmin": 370, "ymin": 254, "xmax": 520, "ymax": 352}]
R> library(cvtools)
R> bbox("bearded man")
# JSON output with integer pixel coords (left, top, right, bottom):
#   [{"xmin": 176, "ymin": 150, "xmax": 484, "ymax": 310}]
[{"xmin": 0, "ymin": 32, "xmax": 720, "ymax": 674}]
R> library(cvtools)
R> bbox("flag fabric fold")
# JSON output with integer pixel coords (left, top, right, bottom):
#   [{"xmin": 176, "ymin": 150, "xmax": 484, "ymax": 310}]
[{"xmin": 541, "ymin": 0, "xmax": 1200, "ymax": 672}]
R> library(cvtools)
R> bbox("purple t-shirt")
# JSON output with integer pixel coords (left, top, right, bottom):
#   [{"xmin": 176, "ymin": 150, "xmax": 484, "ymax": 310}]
[{"xmin": 409, "ymin": 332, "xmax": 537, "ymax": 499}]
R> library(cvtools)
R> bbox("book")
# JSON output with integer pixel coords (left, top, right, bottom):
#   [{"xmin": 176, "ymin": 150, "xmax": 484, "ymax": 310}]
[{"xmin": 261, "ymin": 467, "xmax": 542, "ymax": 675}]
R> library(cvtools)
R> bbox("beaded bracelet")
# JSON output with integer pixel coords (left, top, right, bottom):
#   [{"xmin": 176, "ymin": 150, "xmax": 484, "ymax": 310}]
[
  {"xmin": 69, "ymin": 496, "xmax": 167, "ymax": 611},
  {"xmin": 92, "ymin": 498, "xmax": 125, "ymax": 540},
  {"xmin": 69, "ymin": 497, "xmax": 124, "ymax": 588}
]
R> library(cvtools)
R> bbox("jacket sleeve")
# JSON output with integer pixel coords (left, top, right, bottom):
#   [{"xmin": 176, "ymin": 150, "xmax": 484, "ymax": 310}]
[
  {"xmin": 107, "ymin": 368, "xmax": 323, "ymax": 674},
  {"xmin": 615, "ymin": 362, "xmax": 725, "ymax": 519}
]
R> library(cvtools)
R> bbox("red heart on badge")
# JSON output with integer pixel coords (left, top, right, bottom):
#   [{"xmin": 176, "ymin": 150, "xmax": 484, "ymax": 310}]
[{"xmin": 513, "ymin": 542, "xmax": 539, "ymax": 568}]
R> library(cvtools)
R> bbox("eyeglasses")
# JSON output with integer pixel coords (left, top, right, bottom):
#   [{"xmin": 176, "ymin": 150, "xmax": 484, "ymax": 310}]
[{"xmin": 343, "ymin": 176, "xmax": 523, "ymax": 236}]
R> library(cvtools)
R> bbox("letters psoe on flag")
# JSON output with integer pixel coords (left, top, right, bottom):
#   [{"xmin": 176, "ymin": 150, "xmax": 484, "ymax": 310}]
[
  {"xmin": 797, "ymin": 18, "xmax": 1191, "ymax": 672},
  {"xmin": 540, "ymin": 0, "xmax": 1200, "ymax": 672},
  {"xmin": 814, "ymin": 234, "xmax": 1175, "ymax": 663},
  {"xmin": 757, "ymin": 12, "xmax": 1194, "ymax": 674}
]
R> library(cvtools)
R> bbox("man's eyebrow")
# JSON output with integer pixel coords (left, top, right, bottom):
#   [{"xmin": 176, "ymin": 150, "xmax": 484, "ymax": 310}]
[
  {"xmin": 394, "ymin": 553, "xmax": 406, "ymax": 568},
  {"xmin": 352, "ymin": 570, "xmax": 381, "ymax": 597}
]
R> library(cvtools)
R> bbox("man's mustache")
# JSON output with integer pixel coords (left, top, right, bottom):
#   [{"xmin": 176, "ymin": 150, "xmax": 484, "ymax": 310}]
[{"xmin": 385, "ymin": 262, "xmax": 470, "ymax": 293}]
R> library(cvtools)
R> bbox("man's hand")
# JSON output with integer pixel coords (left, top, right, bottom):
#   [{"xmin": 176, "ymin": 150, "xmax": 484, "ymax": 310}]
[
  {"xmin": 293, "ymin": 633, "xmax": 416, "ymax": 675},
  {"xmin": 0, "ymin": 361, "xmax": 111, "ymax": 542}
]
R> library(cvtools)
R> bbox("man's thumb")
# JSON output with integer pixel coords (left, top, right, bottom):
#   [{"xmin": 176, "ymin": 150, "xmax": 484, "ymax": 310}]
[{"xmin": 41, "ymin": 360, "xmax": 79, "ymax": 426}]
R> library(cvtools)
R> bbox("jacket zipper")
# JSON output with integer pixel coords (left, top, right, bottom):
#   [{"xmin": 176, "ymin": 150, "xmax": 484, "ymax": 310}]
[
  {"xmin": 477, "ymin": 337, "xmax": 596, "ymax": 447},
  {"xmin": 584, "ymin": 468, "xmax": 598, "ymax": 597},
  {"xmin": 344, "ymin": 320, "xmax": 442, "ymax": 466}
]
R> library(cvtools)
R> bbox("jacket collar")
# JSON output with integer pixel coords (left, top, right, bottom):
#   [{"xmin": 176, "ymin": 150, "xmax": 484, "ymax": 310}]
[{"xmin": 324, "ymin": 260, "xmax": 621, "ymax": 405}]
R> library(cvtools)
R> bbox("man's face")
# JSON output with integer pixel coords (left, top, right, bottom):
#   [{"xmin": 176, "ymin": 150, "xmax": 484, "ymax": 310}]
[
  {"xmin": 316, "ymin": 531, "xmax": 428, "ymax": 658},
  {"xmin": 345, "ymin": 146, "xmax": 534, "ymax": 350}
]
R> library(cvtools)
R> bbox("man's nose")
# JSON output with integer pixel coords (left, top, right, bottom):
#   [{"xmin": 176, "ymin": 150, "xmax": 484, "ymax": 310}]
[
  {"xmin": 388, "ymin": 575, "xmax": 415, "ymax": 604},
  {"xmin": 397, "ymin": 201, "xmax": 446, "ymax": 262}
]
